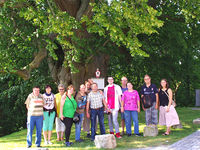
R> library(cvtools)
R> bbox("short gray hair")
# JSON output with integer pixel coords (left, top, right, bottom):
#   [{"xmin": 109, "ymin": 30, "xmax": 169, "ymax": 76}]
[{"xmin": 58, "ymin": 84, "xmax": 65, "ymax": 89}]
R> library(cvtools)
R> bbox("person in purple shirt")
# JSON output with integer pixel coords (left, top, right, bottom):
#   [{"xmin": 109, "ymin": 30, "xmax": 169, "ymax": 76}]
[
  {"xmin": 121, "ymin": 82, "xmax": 141, "ymax": 136},
  {"xmin": 120, "ymin": 76, "xmax": 128, "ymax": 135}
]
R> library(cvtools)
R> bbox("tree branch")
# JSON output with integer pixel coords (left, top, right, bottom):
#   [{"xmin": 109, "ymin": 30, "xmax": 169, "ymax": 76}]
[
  {"xmin": 76, "ymin": 0, "xmax": 90, "ymax": 20},
  {"xmin": 0, "ymin": 45, "xmax": 47, "ymax": 80}
]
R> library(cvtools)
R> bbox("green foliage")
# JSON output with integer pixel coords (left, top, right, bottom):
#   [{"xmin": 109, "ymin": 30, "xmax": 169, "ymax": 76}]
[
  {"xmin": 82, "ymin": 0, "xmax": 163, "ymax": 57},
  {"xmin": 0, "ymin": 61, "xmax": 56, "ymax": 136},
  {"xmin": 108, "ymin": 0, "xmax": 200, "ymax": 106}
]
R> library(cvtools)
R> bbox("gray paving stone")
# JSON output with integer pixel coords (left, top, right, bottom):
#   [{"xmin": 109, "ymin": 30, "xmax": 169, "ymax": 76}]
[{"xmin": 130, "ymin": 130, "xmax": 200, "ymax": 150}]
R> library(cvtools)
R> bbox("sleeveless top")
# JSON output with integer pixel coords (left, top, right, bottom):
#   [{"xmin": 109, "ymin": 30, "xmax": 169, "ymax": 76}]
[
  {"xmin": 43, "ymin": 93, "xmax": 55, "ymax": 110},
  {"xmin": 158, "ymin": 89, "xmax": 169, "ymax": 106},
  {"xmin": 63, "ymin": 95, "xmax": 77, "ymax": 118}
]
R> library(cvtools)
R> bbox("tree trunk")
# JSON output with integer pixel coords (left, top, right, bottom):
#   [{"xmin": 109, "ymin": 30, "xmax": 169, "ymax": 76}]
[{"xmin": 48, "ymin": 0, "xmax": 109, "ymax": 90}]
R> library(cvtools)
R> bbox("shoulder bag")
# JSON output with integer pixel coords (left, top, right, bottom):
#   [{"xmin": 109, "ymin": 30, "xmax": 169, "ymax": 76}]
[
  {"xmin": 163, "ymin": 90, "xmax": 176, "ymax": 107},
  {"xmin": 67, "ymin": 95, "xmax": 80, "ymax": 123}
]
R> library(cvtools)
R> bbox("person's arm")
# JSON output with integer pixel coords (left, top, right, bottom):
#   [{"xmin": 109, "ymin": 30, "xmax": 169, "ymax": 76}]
[
  {"xmin": 60, "ymin": 94, "xmax": 66, "ymax": 120},
  {"xmin": 121, "ymin": 94, "xmax": 125, "ymax": 113},
  {"xmin": 141, "ymin": 94, "xmax": 146, "ymax": 111},
  {"xmin": 86, "ymin": 94, "xmax": 90, "ymax": 118},
  {"xmin": 25, "ymin": 95, "xmax": 30, "ymax": 110},
  {"xmin": 86, "ymin": 100, "xmax": 90, "ymax": 118},
  {"xmin": 154, "ymin": 85, "xmax": 159, "ymax": 110},
  {"xmin": 54, "ymin": 98, "xmax": 57, "ymax": 110},
  {"xmin": 137, "ymin": 100, "xmax": 140, "ymax": 112},
  {"xmin": 155, "ymin": 93, "xmax": 159, "ymax": 110},
  {"xmin": 117, "ymin": 85, "xmax": 123, "ymax": 110},
  {"xmin": 102, "ymin": 97, "xmax": 111, "ymax": 113},
  {"xmin": 166, "ymin": 88, "xmax": 173, "ymax": 112},
  {"xmin": 136, "ymin": 92, "xmax": 140, "ymax": 112}
]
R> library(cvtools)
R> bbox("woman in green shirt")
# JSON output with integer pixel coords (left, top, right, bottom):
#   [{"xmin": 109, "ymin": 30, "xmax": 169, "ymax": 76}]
[{"xmin": 60, "ymin": 85, "xmax": 77, "ymax": 147}]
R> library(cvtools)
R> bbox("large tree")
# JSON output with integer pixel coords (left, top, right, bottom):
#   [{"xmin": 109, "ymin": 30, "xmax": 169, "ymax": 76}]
[{"xmin": 0, "ymin": 0, "xmax": 163, "ymax": 89}]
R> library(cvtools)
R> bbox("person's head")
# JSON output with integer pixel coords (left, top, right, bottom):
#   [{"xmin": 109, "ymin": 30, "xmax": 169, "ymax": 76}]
[
  {"xmin": 121, "ymin": 76, "xmax": 128, "ymax": 86},
  {"xmin": 58, "ymin": 84, "xmax": 65, "ymax": 94},
  {"xmin": 160, "ymin": 79, "xmax": 169, "ymax": 89},
  {"xmin": 45, "ymin": 85, "xmax": 52, "ymax": 94},
  {"xmin": 144, "ymin": 74, "xmax": 151, "ymax": 85},
  {"xmin": 67, "ymin": 85, "xmax": 74, "ymax": 95},
  {"xmin": 91, "ymin": 83, "xmax": 98, "ymax": 92},
  {"xmin": 107, "ymin": 77, "xmax": 114, "ymax": 85},
  {"xmin": 33, "ymin": 86, "xmax": 40, "ymax": 96},
  {"xmin": 127, "ymin": 82, "xmax": 133, "ymax": 90},
  {"xmin": 85, "ymin": 81, "xmax": 91, "ymax": 89},
  {"xmin": 80, "ymin": 84, "xmax": 86, "ymax": 93}
]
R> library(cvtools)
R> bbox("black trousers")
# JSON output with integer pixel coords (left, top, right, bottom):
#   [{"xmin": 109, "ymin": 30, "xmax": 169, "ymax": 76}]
[{"xmin": 62, "ymin": 117, "xmax": 73, "ymax": 142}]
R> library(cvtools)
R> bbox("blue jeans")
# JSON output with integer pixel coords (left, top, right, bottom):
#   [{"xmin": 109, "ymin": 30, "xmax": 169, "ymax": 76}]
[
  {"xmin": 90, "ymin": 107, "xmax": 105, "ymax": 140},
  {"xmin": 27, "ymin": 115, "xmax": 43, "ymax": 147},
  {"xmin": 124, "ymin": 110, "xmax": 139, "ymax": 134},
  {"xmin": 75, "ymin": 113, "xmax": 84, "ymax": 140}
]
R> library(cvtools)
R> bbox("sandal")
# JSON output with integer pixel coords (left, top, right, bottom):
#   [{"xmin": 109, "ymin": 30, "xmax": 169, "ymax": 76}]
[
  {"xmin": 162, "ymin": 132, "xmax": 170, "ymax": 136},
  {"xmin": 57, "ymin": 139, "xmax": 61, "ymax": 141}
]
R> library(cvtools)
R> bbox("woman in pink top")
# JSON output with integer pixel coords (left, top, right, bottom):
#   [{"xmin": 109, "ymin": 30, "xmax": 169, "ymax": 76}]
[{"xmin": 121, "ymin": 82, "xmax": 141, "ymax": 136}]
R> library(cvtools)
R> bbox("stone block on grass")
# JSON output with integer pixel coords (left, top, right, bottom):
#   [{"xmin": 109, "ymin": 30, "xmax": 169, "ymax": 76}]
[
  {"xmin": 193, "ymin": 118, "xmax": 200, "ymax": 124},
  {"xmin": 94, "ymin": 134, "xmax": 117, "ymax": 149},
  {"xmin": 143, "ymin": 125, "xmax": 158, "ymax": 137}
]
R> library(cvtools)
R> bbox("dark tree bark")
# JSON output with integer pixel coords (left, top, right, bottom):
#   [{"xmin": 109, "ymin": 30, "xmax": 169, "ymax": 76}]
[{"xmin": 49, "ymin": 0, "xmax": 109, "ymax": 90}]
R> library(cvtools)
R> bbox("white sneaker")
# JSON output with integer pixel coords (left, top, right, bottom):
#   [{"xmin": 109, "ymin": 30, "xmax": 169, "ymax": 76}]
[
  {"xmin": 44, "ymin": 141, "xmax": 48, "ymax": 145},
  {"xmin": 48, "ymin": 141, "xmax": 53, "ymax": 145}
]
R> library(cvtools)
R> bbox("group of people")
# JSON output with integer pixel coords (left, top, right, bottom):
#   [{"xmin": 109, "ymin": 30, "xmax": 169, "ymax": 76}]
[{"xmin": 25, "ymin": 74, "xmax": 180, "ymax": 148}]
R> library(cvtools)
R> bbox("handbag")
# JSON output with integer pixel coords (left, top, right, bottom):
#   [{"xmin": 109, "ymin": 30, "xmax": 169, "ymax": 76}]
[
  {"xmin": 67, "ymin": 95, "xmax": 80, "ymax": 123},
  {"xmin": 163, "ymin": 90, "xmax": 176, "ymax": 107},
  {"xmin": 141, "ymin": 95, "xmax": 153, "ymax": 108}
]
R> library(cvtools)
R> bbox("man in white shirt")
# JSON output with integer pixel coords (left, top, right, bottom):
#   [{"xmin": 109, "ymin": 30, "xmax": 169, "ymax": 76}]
[{"xmin": 104, "ymin": 77, "xmax": 122, "ymax": 138}]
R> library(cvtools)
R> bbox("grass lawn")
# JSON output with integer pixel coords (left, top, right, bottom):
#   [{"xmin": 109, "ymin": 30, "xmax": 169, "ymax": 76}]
[{"xmin": 0, "ymin": 107, "xmax": 199, "ymax": 150}]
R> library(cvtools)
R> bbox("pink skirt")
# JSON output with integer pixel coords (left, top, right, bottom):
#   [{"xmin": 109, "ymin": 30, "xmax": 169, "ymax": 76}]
[{"xmin": 159, "ymin": 105, "xmax": 180, "ymax": 127}]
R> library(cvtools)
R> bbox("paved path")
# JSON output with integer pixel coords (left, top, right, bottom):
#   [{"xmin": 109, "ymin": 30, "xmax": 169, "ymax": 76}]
[{"xmin": 130, "ymin": 130, "xmax": 200, "ymax": 150}]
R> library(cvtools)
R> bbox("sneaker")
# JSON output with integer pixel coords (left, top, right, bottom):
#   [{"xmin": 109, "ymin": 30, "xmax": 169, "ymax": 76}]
[
  {"xmin": 44, "ymin": 141, "xmax": 48, "ymax": 145},
  {"xmin": 36, "ymin": 145, "xmax": 42, "ymax": 147},
  {"xmin": 86, "ymin": 133, "xmax": 91, "ymax": 138},
  {"xmin": 135, "ymin": 133, "xmax": 142, "ymax": 137},
  {"xmin": 65, "ymin": 142, "xmax": 73, "ymax": 147},
  {"xmin": 127, "ymin": 134, "xmax": 131, "ymax": 137},
  {"xmin": 110, "ymin": 132, "xmax": 114, "ymax": 135},
  {"xmin": 116, "ymin": 132, "xmax": 122, "ymax": 138},
  {"xmin": 91, "ymin": 139, "xmax": 94, "ymax": 141},
  {"xmin": 48, "ymin": 141, "xmax": 53, "ymax": 145},
  {"xmin": 76, "ymin": 139, "xmax": 84, "ymax": 143},
  {"xmin": 27, "ymin": 145, "xmax": 31, "ymax": 148}
]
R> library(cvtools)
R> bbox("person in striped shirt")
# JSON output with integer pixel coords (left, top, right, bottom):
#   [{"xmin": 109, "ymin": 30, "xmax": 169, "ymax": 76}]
[{"xmin": 25, "ymin": 86, "xmax": 44, "ymax": 148}]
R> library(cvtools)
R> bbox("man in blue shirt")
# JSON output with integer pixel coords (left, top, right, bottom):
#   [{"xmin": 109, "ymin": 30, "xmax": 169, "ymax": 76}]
[{"xmin": 141, "ymin": 75, "xmax": 159, "ymax": 126}]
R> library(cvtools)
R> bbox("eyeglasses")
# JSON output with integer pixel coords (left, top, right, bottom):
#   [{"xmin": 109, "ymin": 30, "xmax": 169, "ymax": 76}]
[
  {"xmin": 144, "ymin": 78, "xmax": 150, "ymax": 80},
  {"xmin": 59, "ymin": 89, "xmax": 64, "ymax": 91}
]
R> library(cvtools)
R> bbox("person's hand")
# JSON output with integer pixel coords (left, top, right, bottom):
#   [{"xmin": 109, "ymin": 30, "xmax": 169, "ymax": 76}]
[
  {"xmin": 155, "ymin": 104, "xmax": 159, "ymax": 110},
  {"xmin": 137, "ymin": 108, "xmax": 140, "ymax": 113},
  {"xmin": 121, "ymin": 107, "xmax": 124, "ymax": 113},
  {"xmin": 166, "ymin": 106, "xmax": 170, "ymax": 112},
  {"xmin": 87, "ymin": 112, "xmax": 90, "ymax": 118},
  {"xmin": 107, "ymin": 109, "xmax": 111, "ymax": 113},
  {"xmin": 142, "ymin": 106, "xmax": 146, "ymax": 111},
  {"xmin": 61, "ymin": 114, "xmax": 64, "ymax": 121}
]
